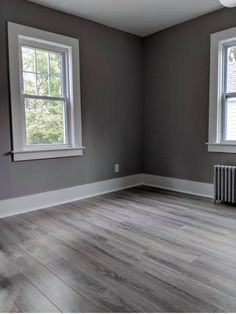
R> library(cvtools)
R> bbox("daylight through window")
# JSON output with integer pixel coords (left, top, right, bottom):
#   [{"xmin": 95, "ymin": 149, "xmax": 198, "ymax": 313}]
[
  {"xmin": 225, "ymin": 45, "xmax": 236, "ymax": 141},
  {"xmin": 21, "ymin": 47, "xmax": 66, "ymax": 146}
]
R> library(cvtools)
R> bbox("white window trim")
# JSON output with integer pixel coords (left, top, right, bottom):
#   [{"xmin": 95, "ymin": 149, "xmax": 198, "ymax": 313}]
[
  {"xmin": 208, "ymin": 26, "xmax": 236, "ymax": 153},
  {"xmin": 8, "ymin": 22, "xmax": 84, "ymax": 161}
]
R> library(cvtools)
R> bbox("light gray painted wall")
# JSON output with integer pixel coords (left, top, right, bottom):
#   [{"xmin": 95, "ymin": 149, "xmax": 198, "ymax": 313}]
[
  {"xmin": 144, "ymin": 7, "xmax": 236, "ymax": 184},
  {"xmin": 0, "ymin": 0, "xmax": 144, "ymax": 200}
]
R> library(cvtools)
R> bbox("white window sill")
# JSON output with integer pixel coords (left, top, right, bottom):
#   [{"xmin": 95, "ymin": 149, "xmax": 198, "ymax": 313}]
[
  {"xmin": 207, "ymin": 143, "xmax": 236, "ymax": 153},
  {"xmin": 12, "ymin": 147, "xmax": 85, "ymax": 161}
]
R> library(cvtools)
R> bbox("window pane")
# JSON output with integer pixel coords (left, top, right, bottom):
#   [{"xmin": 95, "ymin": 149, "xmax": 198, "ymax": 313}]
[
  {"xmin": 23, "ymin": 72, "xmax": 36, "ymax": 95},
  {"xmin": 22, "ymin": 47, "xmax": 36, "ymax": 72},
  {"xmin": 49, "ymin": 53, "xmax": 63, "ymax": 97},
  {"xmin": 225, "ymin": 97, "xmax": 236, "ymax": 141},
  {"xmin": 227, "ymin": 46, "xmax": 236, "ymax": 93},
  {"xmin": 36, "ymin": 73, "xmax": 49, "ymax": 96},
  {"xmin": 36, "ymin": 50, "xmax": 48, "ymax": 75},
  {"xmin": 25, "ymin": 98, "xmax": 66, "ymax": 145},
  {"xmin": 50, "ymin": 76, "xmax": 63, "ymax": 97},
  {"xmin": 49, "ymin": 53, "xmax": 62, "ymax": 77},
  {"xmin": 21, "ymin": 47, "xmax": 64, "ymax": 97}
]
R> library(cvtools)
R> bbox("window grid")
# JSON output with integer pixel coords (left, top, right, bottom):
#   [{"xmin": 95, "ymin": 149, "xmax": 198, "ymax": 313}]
[
  {"xmin": 21, "ymin": 46, "xmax": 64, "ymax": 98},
  {"xmin": 222, "ymin": 43, "xmax": 236, "ymax": 142},
  {"xmin": 20, "ymin": 45, "xmax": 68, "ymax": 147}
]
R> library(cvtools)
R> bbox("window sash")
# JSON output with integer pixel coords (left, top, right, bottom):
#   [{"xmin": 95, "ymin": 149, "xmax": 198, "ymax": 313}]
[
  {"xmin": 22, "ymin": 96, "xmax": 69, "ymax": 147},
  {"xmin": 19, "ymin": 42, "xmax": 72, "ymax": 149},
  {"xmin": 23, "ymin": 94, "xmax": 65, "ymax": 101},
  {"xmin": 20, "ymin": 46, "xmax": 65, "ymax": 98},
  {"xmin": 221, "ymin": 44, "xmax": 236, "ymax": 142},
  {"xmin": 222, "ymin": 94, "xmax": 236, "ymax": 142}
]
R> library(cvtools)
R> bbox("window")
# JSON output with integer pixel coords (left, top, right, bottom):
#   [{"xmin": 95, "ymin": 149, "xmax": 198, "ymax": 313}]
[
  {"xmin": 8, "ymin": 23, "xmax": 84, "ymax": 161},
  {"xmin": 208, "ymin": 26, "xmax": 236, "ymax": 153},
  {"xmin": 22, "ymin": 47, "xmax": 66, "ymax": 146},
  {"xmin": 223, "ymin": 45, "xmax": 236, "ymax": 141}
]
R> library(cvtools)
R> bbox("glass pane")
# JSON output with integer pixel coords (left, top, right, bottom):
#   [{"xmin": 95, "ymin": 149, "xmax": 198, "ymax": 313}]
[
  {"xmin": 227, "ymin": 46, "xmax": 236, "ymax": 93},
  {"xmin": 50, "ymin": 76, "xmax": 63, "ymax": 97},
  {"xmin": 49, "ymin": 53, "xmax": 63, "ymax": 97},
  {"xmin": 22, "ymin": 47, "xmax": 36, "ymax": 72},
  {"xmin": 25, "ymin": 98, "xmax": 66, "ymax": 145},
  {"xmin": 36, "ymin": 50, "xmax": 48, "ymax": 75},
  {"xmin": 49, "ymin": 53, "xmax": 62, "ymax": 77},
  {"xmin": 36, "ymin": 73, "xmax": 49, "ymax": 96},
  {"xmin": 225, "ymin": 97, "xmax": 236, "ymax": 141},
  {"xmin": 23, "ymin": 72, "xmax": 36, "ymax": 95}
]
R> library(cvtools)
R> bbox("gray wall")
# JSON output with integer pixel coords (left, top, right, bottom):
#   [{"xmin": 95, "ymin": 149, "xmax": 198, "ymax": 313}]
[
  {"xmin": 0, "ymin": 0, "xmax": 144, "ymax": 200},
  {"xmin": 2, "ymin": 0, "xmax": 236, "ymax": 200},
  {"xmin": 144, "ymin": 7, "xmax": 236, "ymax": 184}
]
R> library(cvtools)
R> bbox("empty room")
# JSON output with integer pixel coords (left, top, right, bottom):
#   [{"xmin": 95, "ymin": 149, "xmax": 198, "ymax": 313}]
[{"xmin": 2, "ymin": 0, "xmax": 236, "ymax": 312}]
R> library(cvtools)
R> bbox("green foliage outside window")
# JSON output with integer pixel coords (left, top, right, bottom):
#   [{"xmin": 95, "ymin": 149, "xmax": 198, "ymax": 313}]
[
  {"xmin": 25, "ymin": 99, "xmax": 65, "ymax": 145},
  {"xmin": 22, "ymin": 46, "xmax": 65, "ymax": 145}
]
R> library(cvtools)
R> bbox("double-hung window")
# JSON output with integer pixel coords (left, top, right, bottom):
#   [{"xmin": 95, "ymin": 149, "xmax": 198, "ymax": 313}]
[
  {"xmin": 208, "ymin": 26, "xmax": 236, "ymax": 153},
  {"xmin": 222, "ymin": 43, "xmax": 236, "ymax": 141},
  {"xmin": 8, "ymin": 23, "xmax": 84, "ymax": 161}
]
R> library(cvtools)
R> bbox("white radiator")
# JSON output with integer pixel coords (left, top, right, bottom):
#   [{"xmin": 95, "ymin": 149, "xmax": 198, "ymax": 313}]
[{"xmin": 214, "ymin": 165, "xmax": 236, "ymax": 203}]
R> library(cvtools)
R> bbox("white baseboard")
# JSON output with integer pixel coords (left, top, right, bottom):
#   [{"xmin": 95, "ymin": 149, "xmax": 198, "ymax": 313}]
[
  {"xmin": 141, "ymin": 174, "xmax": 214, "ymax": 199},
  {"xmin": 0, "ymin": 174, "xmax": 142, "ymax": 219},
  {"xmin": 0, "ymin": 173, "xmax": 214, "ymax": 219}
]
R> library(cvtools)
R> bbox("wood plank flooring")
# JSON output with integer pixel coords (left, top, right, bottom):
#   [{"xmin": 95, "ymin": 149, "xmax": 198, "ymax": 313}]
[{"xmin": 1, "ymin": 186, "xmax": 236, "ymax": 312}]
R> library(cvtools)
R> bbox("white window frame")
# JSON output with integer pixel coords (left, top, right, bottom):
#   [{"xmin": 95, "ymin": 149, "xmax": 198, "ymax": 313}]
[
  {"xmin": 208, "ymin": 26, "xmax": 236, "ymax": 153},
  {"xmin": 8, "ymin": 22, "xmax": 84, "ymax": 161}
]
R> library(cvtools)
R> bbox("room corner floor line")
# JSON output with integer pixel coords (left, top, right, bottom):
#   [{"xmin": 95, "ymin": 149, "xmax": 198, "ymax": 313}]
[
  {"xmin": 0, "ymin": 173, "xmax": 214, "ymax": 219},
  {"xmin": 141, "ymin": 174, "xmax": 214, "ymax": 199}
]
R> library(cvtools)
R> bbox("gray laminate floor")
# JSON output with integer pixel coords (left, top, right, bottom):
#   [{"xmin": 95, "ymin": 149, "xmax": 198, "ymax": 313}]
[{"xmin": 0, "ymin": 186, "xmax": 236, "ymax": 312}]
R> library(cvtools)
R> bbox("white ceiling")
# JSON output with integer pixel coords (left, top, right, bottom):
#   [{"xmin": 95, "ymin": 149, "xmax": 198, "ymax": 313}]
[{"xmin": 28, "ymin": 0, "xmax": 223, "ymax": 37}]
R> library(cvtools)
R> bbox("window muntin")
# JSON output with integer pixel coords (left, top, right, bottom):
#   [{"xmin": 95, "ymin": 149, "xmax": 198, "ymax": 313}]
[{"xmin": 20, "ymin": 45, "xmax": 67, "ymax": 146}]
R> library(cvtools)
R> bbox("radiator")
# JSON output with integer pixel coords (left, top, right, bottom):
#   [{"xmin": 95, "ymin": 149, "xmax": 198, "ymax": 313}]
[{"xmin": 214, "ymin": 165, "xmax": 236, "ymax": 203}]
